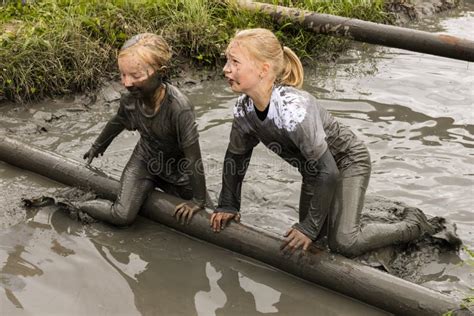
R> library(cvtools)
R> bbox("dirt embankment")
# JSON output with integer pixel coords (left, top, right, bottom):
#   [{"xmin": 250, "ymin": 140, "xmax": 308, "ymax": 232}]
[{"xmin": 387, "ymin": 0, "xmax": 460, "ymax": 24}]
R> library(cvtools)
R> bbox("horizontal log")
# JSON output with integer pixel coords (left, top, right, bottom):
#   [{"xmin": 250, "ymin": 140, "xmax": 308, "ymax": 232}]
[
  {"xmin": 236, "ymin": 0, "xmax": 474, "ymax": 62},
  {"xmin": 0, "ymin": 135, "xmax": 462, "ymax": 315}
]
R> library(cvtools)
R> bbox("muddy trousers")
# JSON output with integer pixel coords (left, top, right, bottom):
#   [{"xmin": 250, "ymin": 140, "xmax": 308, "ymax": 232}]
[
  {"xmin": 322, "ymin": 172, "xmax": 425, "ymax": 257},
  {"xmin": 76, "ymin": 153, "xmax": 194, "ymax": 226}
]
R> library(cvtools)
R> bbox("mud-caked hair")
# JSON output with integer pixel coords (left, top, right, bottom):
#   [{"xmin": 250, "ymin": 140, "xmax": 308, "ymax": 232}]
[
  {"xmin": 230, "ymin": 28, "xmax": 303, "ymax": 88},
  {"xmin": 118, "ymin": 33, "xmax": 172, "ymax": 73}
]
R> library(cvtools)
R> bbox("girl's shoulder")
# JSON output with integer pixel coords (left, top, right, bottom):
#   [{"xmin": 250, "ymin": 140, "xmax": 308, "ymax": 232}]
[
  {"xmin": 165, "ymin": 83, "xmax": 195, "ymax": 113},
  {"xmin": 269, "ymin": 86, "xmax": 318, "ymax": 132},
  {"xmin": 273, "ymin": 85, "xmax": 315, "ymax": 108},
  {"xmin": 234, "ymin": 94, "xmax": 254, "ymax": 118}
]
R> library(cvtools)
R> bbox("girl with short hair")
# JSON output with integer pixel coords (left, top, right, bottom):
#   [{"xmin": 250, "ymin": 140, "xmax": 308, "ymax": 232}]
[{"xmin": 80, "ymin": 33, "xmax": 209, "ymax": 226}]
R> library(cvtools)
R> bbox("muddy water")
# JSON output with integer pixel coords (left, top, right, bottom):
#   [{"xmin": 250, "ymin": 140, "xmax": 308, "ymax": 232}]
[
  {"xmin": 0, "ymin": 148, "xmax": 386, "ymax": 314},
  {"xmin": 1, "ymin": 204, "xmax": 386, "ymax": 316},
  {"xmin": 1, "ymin": 3, "xmax": 473, "ymax": 316}
]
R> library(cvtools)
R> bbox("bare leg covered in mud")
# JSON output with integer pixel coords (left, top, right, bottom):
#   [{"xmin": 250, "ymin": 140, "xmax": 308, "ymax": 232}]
[{"xmin": 324, "ymin": 171, "xmax": 436, "ymax": 258}]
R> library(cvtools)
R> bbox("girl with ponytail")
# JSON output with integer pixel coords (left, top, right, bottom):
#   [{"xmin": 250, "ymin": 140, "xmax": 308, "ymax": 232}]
[{"xmin": 211, "ymin": 28, "xmax": 434, "ymax": 257}]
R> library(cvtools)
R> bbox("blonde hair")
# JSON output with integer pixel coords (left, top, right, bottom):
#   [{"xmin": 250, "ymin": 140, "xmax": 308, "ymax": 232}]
[
  {"xmin": 229, "ymin": 28, "xmax": 304, "ymax": 88},
  {"xmin": 118, "ymin": 33, "xmax": 172, "ymax": 72}
]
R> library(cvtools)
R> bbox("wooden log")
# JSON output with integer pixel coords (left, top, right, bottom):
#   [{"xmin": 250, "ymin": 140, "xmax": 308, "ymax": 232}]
[
  {"xmin": 0, "ymin": 135, "xmax": 463, "ymax": 315},
  {"xmin": 236, "ymin": 0, "xmax": 474, "ymax": 62}
]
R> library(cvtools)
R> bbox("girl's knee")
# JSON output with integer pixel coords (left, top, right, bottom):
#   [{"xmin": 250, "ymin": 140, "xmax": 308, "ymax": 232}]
[
  {"xmin": 328, "ymin": 233, "xmax": 360, "ymax": 257},
  {"xmin": 112, "ymin": 204, "xmax": 138, "ymax": 226}
]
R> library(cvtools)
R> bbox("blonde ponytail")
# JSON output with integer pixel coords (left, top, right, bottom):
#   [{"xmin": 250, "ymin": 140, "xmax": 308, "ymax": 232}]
[{"xmin": 279, "ymin": 46, "xmax": 304, "ymax": 88}]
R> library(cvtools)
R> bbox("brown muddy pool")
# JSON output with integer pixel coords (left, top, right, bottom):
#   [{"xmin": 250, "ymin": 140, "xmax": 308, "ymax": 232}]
[{"xmin": 1, "ymin": 3, "xmax": 473, "ymax": 316}]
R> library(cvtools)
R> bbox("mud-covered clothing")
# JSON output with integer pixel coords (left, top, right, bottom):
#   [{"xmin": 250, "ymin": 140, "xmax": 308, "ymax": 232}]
[
  {"xmin": 81, "ymin": 83, "xmax": 208, "ymax": 225},
  {"xmin": 217, "ymin": 85, "xmax": 368, "ymax": 240},
  {"xmin": 219, "ymin": 148, "xmax": 338, "ymax": 240},
  {"xmin": 326, "ymin": 168, "xmax": 432, "ymax": 257},
  {"xmin": 227, "ymin": 86, "xmax": 370, "ymax": 176},
  {"xmin": 94, "ymin": 83, "xmax": 202, "ymax": 187},
  {"xmin": 217, "ymin": 85, "xmax": 430, "ymax": 256},
  {"xmin": 77, "ymin": 151, "xmax": 206, "ymax": 226}
]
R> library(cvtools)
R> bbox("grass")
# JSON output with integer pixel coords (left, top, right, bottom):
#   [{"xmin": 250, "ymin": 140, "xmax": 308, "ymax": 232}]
[
  {"xmin": 441, "ymin": 247, "xmax": 474, "ymax": 315},
  {"xmin": 0, "ymin": 0, "xmax": 394, "ymax": 102}
]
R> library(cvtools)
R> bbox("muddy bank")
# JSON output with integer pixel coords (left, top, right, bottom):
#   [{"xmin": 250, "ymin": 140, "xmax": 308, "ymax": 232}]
[
  {"xmin": 387, "ymin": 0, "xmax": 460, "ymax": 24},
  {"xmin": 0, "ymin": 0, "xmax": 464, "ymax": 103}
]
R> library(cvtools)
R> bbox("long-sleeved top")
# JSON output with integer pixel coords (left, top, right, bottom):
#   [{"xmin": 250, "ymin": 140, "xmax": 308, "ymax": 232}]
[
  {"xmin": 217, "ymin": 85, "xmax": 370, "ymax": 239},
  {"xmin": 90, "ymin": 83, "xmax": 207, "ymax": 207}
]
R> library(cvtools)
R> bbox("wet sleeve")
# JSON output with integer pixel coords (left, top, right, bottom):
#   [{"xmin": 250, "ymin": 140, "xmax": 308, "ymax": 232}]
[
  {"xmin": 292, "ymin": 149, "xmax": 339, "ymax": 240},
  {"xmin": 116, "ymin": 94, "xmax": 136, "ymax": 130},
  {"xmin": 216, "ymin": 147, "xmax": 254, "ymax": 214},
  {"xmin": 176, "ymin": 109, "xmax": 199, "ymax": 150},
  {"xmin": 92, "ymin": 114, "xmax": 126, "ymax": 154},
  {"xmin": 182, "ymin": 141, "xmax": 207, "ymax": 208},
  {"xmin": 227, "ymin": 119, "xmax": 260, "ymax": 155}
]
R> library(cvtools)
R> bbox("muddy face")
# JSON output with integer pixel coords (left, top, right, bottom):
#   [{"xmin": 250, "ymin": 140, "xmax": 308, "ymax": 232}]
[
  {"xmin": 223, "ymin": 41, "xmax": 262, "ymax": 95},
  {"xmin": 118, "ymin": 54, "xmax": 164, "ymax": 99}
]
